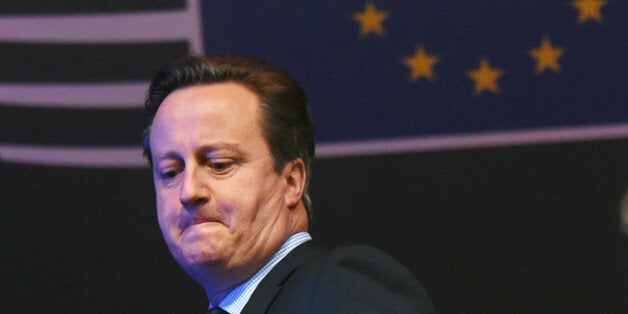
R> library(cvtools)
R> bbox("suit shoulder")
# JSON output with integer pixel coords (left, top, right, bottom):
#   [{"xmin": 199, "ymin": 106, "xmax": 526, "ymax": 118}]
[
  {"xmin": 308, "ymin": 245, "xmax": 436, "ymax": 313},
  {"xmin": 326, "ymin": 245, "xmax": 404, "ymax": 264}
]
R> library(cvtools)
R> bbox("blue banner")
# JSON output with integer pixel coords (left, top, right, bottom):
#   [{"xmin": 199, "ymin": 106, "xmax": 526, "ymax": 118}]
[{"xmin": 202, "ymin": 1, "xmax": 627, "ymax": 143}]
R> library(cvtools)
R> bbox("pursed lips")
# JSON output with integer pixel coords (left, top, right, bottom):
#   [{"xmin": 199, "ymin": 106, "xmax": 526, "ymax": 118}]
[{"xmin": 179, "ymin": 213, "xmax": 223, "ymax": 232}]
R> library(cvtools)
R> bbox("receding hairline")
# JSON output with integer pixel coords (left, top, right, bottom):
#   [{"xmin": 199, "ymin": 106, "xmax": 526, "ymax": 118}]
[{"xmin": 148, "ymin": 81, "xmax": 272, "ymax": 162}]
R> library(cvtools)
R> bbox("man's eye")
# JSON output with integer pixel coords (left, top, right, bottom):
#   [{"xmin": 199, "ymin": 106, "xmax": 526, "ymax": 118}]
[
  {"xmin": 160, "ymin": 169, "xmax": 180, "ymax": 179},
  {"xmin": 209, "ymin": 161, "xmax": 234, "ymax": 174}
]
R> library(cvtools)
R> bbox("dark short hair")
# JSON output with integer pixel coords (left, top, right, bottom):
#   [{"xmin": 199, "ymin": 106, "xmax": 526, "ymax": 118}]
[{"xmin": 143, "ymin": 55, "xmax": 315, "ymax": 220}]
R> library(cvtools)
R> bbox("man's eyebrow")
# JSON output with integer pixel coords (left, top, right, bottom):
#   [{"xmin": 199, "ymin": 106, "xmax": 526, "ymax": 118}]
[
  {"xmin": 154, "ymin": 142, "xmax": 244, "ymax": 162},
  {"xmin": 154, "ymin": 151, "xmax": 181, "ymax": 163},
  {"xmin": 199, "ymin": 142, "xmax": 243, "ymax": 153}
]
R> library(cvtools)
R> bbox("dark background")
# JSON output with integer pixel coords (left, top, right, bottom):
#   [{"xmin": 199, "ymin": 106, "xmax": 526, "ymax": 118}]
[{"xmin": 4, "ymin": 139, "xmax": 627, "ymax": 313}]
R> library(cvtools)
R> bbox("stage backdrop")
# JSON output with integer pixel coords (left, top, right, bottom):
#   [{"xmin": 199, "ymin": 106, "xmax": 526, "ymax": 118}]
[{"xmin": 2, "ymin": 1, "xmax": 626, "ymax": 313}]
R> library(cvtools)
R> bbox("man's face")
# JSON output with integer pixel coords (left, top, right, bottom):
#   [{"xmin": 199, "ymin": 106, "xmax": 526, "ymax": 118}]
[{"xmin": 149, "ymin": 82, "xmax": 297, "ymax": 286}]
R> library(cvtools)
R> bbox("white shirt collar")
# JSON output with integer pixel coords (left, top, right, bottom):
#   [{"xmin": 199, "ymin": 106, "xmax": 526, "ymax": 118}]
[{"xmin": 209, "ymin": 232, "xmax": 312, "ymax": 314}]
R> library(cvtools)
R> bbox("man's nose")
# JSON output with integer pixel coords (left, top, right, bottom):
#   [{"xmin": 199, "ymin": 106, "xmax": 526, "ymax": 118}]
[{"xmin": 179, "ymin": 166, "xmax": 209, "ymax": 207}]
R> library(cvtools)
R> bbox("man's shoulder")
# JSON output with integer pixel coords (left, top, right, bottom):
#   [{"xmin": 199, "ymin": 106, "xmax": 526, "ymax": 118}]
[
  {"xmin": 321, "ymin": 244, "xmax": 407, "ymax": 266},
  {"xmin": 298, "ymin": 244, "xmax": 413, "ymax": 279},
  {"xmin": 270, "ymin": 243, "xmax": 436, "ymax": 313}
]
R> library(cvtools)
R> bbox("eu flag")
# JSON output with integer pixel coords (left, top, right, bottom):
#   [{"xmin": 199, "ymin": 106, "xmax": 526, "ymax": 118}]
[{"xmin": 201, "ymin": 0, "xmax": 627, "ymax": 145}]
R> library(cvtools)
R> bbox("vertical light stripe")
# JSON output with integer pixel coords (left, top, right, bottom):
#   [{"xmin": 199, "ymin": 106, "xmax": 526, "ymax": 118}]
[
  {"xmin": 0, "ymin": 0, "xmax": 204, "ymax": 167},
  {"xmin": 0, "ymin": 83, "xmax": 148, "ymax": 108},
  {"xmin": 0, "ymin": 0, "xmax": 204, "ymax": 53},
  {"xmin": 0, "ymin": 144, "xmax": 147, "ymax": 168}
]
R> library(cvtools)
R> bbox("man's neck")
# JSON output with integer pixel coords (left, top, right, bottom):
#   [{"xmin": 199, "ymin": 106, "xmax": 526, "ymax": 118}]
[{"xmin": 207, "ymin": 232, "xmax": 312, "ymax": 313}]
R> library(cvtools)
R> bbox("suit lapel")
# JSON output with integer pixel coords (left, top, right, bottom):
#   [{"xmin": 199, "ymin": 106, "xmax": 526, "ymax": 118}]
[{"xmin": 241, "ymin": 241, "xmax": 324, "ymax": 314}]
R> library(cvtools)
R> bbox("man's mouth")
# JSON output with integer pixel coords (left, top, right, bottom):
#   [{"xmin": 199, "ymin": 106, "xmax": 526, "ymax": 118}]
[{"xmin": 183, "ymin": 218, "xmax": 222, "ymax": 231}]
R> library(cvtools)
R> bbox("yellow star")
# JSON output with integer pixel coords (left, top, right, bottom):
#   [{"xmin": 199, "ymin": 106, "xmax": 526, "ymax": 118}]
[
  {"xmin": 467, "ymin": 59, "xmax": 503, "ymax": 95},
  {"xmin": 529, "ymin": 37, "xmax": 565, "ymax": 74},
  {"xmin": 403, "ymin": 46, "xmax": 439, "ymax": 81},
  {"xmin": 353, "ymin": 2, "xmax": 389, "ymax": 37},
  {"xmin": 572, "ymin": 0, "xmax": 606, "ymax": 24}
]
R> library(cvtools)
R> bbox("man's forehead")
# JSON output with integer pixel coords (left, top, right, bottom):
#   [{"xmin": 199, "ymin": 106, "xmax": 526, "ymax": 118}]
[
  {"xmin": 154, "ymin": 83, "xmax": 262, "ymax": 123},
  {"xmin": 167, "ymin": 82, "xmax": 260, "ymax": 106},
  {"xmin": 148, "ymin": 81, "xmax": 270, "ymax": 158}
]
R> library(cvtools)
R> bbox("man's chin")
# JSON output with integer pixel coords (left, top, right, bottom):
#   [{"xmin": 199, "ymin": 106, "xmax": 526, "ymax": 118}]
[
  {"xmin": 175, "ymin": 240, "xmax": 223, "ymax": 266},
  {"xmin": 175, "ymin": 236, "xmax": 228, "ymax": 268},
  {"xmin": 172, "ymin": 247, "xmax": 222, "ymax": 274}
]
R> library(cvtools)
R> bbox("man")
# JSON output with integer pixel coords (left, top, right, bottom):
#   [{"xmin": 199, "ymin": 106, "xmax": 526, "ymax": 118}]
[{"xmin": 143, "ymin": 55, "xmax": 435, "ymax": 313}]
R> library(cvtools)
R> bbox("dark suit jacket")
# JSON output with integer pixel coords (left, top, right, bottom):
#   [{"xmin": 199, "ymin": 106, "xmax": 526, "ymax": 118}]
[{"xmin": 241, "ymin": 242, "xmax": 435, "ymax": 313}]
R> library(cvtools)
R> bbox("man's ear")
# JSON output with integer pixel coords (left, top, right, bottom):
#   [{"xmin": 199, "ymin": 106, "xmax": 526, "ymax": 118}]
[{"xmin": 283, "ymin": 158, "xmax": 306, "ymax": 208}]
